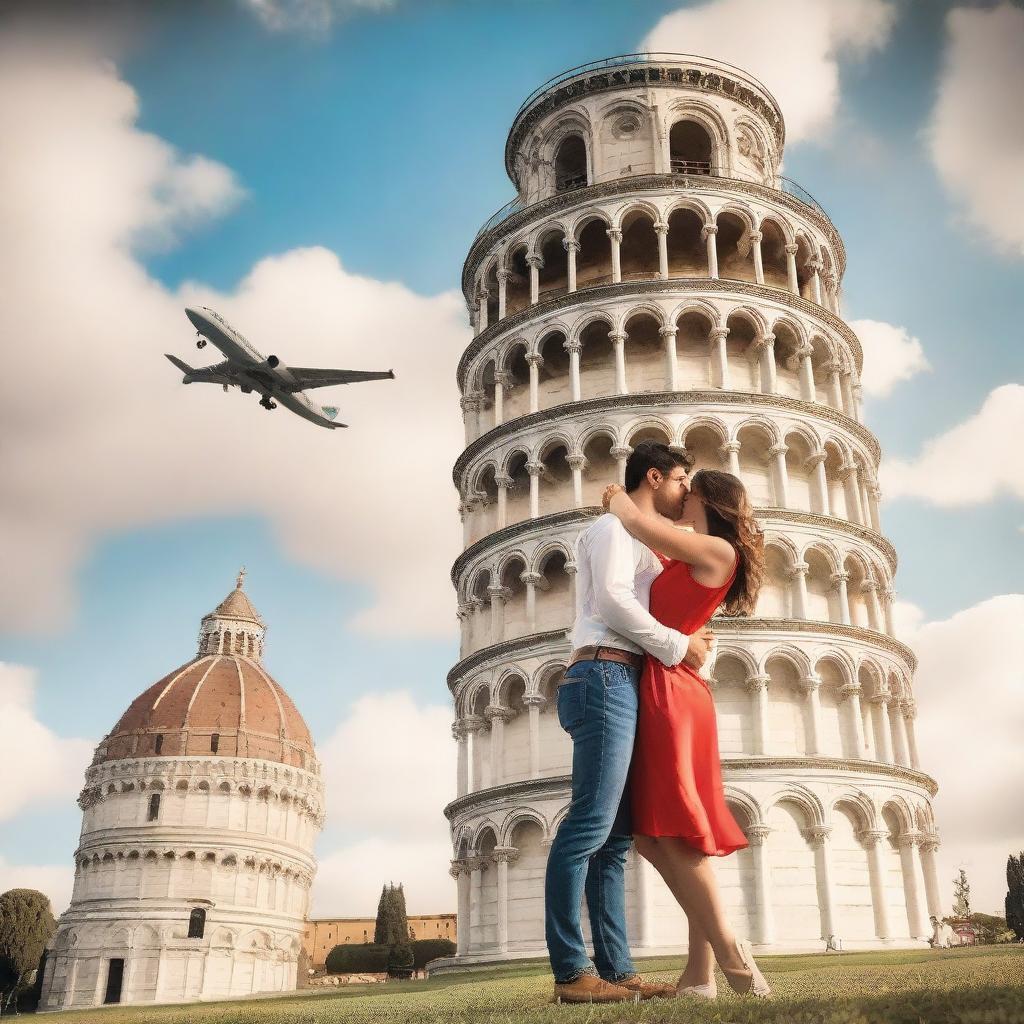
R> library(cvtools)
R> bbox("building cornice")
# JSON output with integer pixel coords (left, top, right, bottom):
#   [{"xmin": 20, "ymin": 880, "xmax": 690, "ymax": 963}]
[
  {"xmin": 452, "ymin": 506, "xmax": 896, "ymax": 584},
  {"xmin": 445, "ymin": 757, "xmax": 937, "ymax": 820},
  {"xmin": 453, "ymin": 390, "xmax": 880, "ymax": 483},
  {"xmin": 448, "ymin": 617, "xmax": 915, "ymax": 690},
  {"xmin": 459, "ymin": 278, "xmax": 861, "ymax": 384}
]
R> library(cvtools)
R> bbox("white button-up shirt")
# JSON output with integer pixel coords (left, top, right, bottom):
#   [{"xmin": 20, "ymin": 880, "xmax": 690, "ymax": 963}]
[{"xmin": 570, "ymin": 513, "xmax": 689, "ymax": 668}]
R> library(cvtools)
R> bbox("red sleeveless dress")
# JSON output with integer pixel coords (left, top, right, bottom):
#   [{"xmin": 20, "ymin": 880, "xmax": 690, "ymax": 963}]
[{"xmin": 630, "ymin": 554, "xmax": 749, "ymax": 856}]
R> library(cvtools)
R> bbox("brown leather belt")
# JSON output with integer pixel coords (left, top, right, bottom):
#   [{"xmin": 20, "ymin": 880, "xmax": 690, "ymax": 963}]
[{"xmin": 561, "ymin": 645, "xmax": 645, "ymax": 683}]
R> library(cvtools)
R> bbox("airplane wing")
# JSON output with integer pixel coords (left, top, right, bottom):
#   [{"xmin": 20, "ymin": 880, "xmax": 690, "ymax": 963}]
[
  {"xmin": 284, "ymin": 367, "xmax": 395, "ymax": 392},
  {"xmin": 165, "ymin": 354, "xmax": 236, "ymax": 384}
]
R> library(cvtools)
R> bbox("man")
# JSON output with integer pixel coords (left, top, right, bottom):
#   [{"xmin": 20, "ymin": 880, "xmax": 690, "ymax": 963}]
[{"xmin": 544, "ymin": 440, "xmax": 714, "ymax": 1004}]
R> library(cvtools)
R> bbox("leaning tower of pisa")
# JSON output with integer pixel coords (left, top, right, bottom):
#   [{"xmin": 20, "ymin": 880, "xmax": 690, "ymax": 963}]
[{"xmin": 441, "ymin": 54, "xmax": 943, "ymax": 967}]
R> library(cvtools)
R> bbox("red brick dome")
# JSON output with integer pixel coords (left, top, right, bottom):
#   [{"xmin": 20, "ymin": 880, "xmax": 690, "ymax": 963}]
[{"xmin": 93, "ymin": 572, "xmax": 316, "ymax": 771}]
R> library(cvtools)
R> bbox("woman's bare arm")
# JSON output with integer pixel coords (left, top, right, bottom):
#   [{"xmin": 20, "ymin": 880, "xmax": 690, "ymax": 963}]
[{"xmin": 604, "ymin": 486, "xmax": 735, "ymax": 576}]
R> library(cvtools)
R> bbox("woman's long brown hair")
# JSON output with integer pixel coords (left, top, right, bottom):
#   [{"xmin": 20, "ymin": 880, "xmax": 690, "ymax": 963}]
[{"xmin": 689, "ymin": 469, "xmax": 765, "ymax": 616}]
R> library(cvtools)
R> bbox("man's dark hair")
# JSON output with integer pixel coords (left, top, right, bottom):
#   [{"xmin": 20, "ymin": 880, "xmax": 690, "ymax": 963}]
[{"xmin": 624, "ymin": 440, "xmax": 693, "ymax": 492}]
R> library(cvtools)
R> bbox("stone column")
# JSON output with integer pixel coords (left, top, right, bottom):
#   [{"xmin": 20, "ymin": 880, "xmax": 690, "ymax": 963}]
[
  {"xmin": 891, "ymin": 700, "xmax": 911, "ymax": 768},
  {"xmin": 635, "ymin": 852, "xmax": 656, "ymax": 947},
  {"xmin": 660, "ymin": 324, "xmax": 678, "ymax": 391},
  {"xmin": 746, "ymin": 673, "xmax": 770, "ymax": 754},
  {"xmin": 463, "ymin": 714, "xmax": 485, "ymax": 792},
  {"xmin": 451, "ymin": 861, "xmax": 470, "ymax": 955},
  {"xmin": 785, "ymin": 243, "xmax": 799, "ymax": 294},
  {"xmin": 525, "ymin": 693, "xmax": 546, "ymax": 779},
  {"xmin": 903, "ymin": 700, "xmax": 921, "ymax": 769},
  {"xmin": 899, "ymin": 833, "xmax": 929, "ymax": 938},
  {"xmin": 872, "ymin": 694, "xmax": 894, "ymax": 763},
  {"xmin": 919, "ymin": 838, "xmax": 943, "ymax": 919},
  {"xmin": 521, "ymin": 571, "xmax": 542, "ymax": 633},
  {"xmin": 861, "ymin": 829, "xmax": 892, "ymax": 940},
  {"xmin": 702, "ymin": 223, "xmax": 719, "ymax": 279},
  {"xmin": 796, "ymin": 343, "xmax": 816, "ymax": 401},
  {"xmin": 801, "ymin": 672, "xmax": 823, "ymax": 755},
  {"xmin": 721, "ymin": 440, "xmax": 741, "ymax": 477},
  {"xmin": 567, "ymin": 454, "xmax": 585, "ymax": 508},
  {"xmin": 770, "ymin": 442, "xmax": 789, "ymax": 507},
  {"xmin": 495, "ymin": 473, "xmax": 511, "ymax": 529},
  {"xmin": 831, "ymin": 571, "xmax": 851, "ymax": 625},
  {"xmin": 654, "ymin": 221, "xmax": 669, "ymax": 279},
  {"xmin": 565, "ymin": 561, "xmax": 578, "ymax": 616},
  {"xmin": 840, "ymin": 683, "xmax": 866, "ymax": 758},
  {"xmin": 757, "ymin": 333, "xmax": 777, "ymax": 394},
  {"xmin": 806, "ymin": 826, "xmax": 838, "ymax": 942},
  {"xmin": 493, "ymin": 847, "xmax": 520, "ymax": 953},
  {"xmin": 808, "ymin": 258, "xmax": 824, "ymax": 305},
  {"xmin": 564, "ymin": 338, "xmax": 582, "ymax": 402},
  {"xmin": 477, "ymin": 288, "xmax": 489, "ymax": 332},
  {"xmin": 468, "ymin": 855, "xmax": 486, "ymax": 951},
  {"xmin": 492, "ymin": 370, "xmax": 507, "ymax": 427},
  {"xmin": 610, "ymin": 330, "xmax": 627, "ymax": 394},
  {"xmin": 607, "ymin": 228, "xmax": 623, "ymax": 283},
  {"xmin": 526, "ymin": 461, "xmax": 543, "ymax": 519},
  {"xmin": 460, "ymin": 392, "xmax": 481, "ymax": 439},
  {"xmin": 454, "ymin": 721, "xmax": 469, "ymax": 797},
  {"xmin": 840, "ymin": 372, "xmax": 856, "ymax": 415},
  {"xmin": 861, "ymin": 579, "xmax": 882, "ymax": 631},
  {"xmin": 526, "ymin": 253, "xmax": 542, "ymax": 305},
  {"xmin": 806, "ymin": 450, "xmax": 830, "ymax": 514},
  {"xmin": 487, "ymin": 584, "xmax": 508, "ymax": 643},
  {"xmin": 486, "ymin": 706, "xmax": 511, "ymax": 787},
  {"xmin": 840, "ymin": 463, "xmax": 864, "ymax": 524},
  {"xmin": 525, "ymin": 352, "xmax": 542, "ymax": 413},
  {"xmin": 496, "ymin": 268, "xmax": 510, "ymax": 320},
  {"xmin": 610, "ymin": 445, "xmax": 631, "ymax": 485},
  {"xmin": 563, "ymin": 237, "xmax": 579, "ymax": 293},
  {"xmin": 710, "ymin": 326, "xmax": 730, "ymax": 388},
  {"xmin": 788, "ymin": 560, "xmax": 809, "ymax": 618},
  {"xmin": 746, "ymin": 825, "xmax": 775, "ymax": 943},
  {"xmin": 750, "ymin": 230, "xmax": 764, "ymax": 284},
  {"xmin": 868, "ymin": 487, "xmax": 883, "ymax": 533},
  {"xmin": 825, "ymin": 361, "xmax": 844, "ymax": 411}
]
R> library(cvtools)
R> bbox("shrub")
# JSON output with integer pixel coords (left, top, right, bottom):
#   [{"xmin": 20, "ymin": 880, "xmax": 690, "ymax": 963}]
[
  {"xmin": 411, "ymin": 938, "xmax": 456, "ymax": 969},
  {"xmin": 324, "ymin": 943, "xmax": 389, "ymax": 974}
]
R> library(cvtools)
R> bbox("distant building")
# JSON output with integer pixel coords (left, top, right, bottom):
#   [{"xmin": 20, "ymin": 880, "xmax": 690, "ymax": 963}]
[
  {"xmin": 304, "ymin": 914, "xmax": 457, "ymax": 967},
  {"xmin": 38, "ymin": 572, "xmax": 324, "ymax": 1010}
]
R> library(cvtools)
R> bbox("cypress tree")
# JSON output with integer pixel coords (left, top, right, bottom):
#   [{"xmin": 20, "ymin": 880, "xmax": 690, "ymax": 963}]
[
  {"xmin": 1006, "ymin": 851, "xmax": 1024, "ymax": 940},
  {"xmin": 373, "ymin": 884, "xmax": 389, "ymax": 946},
  {"xmin": 0, "ymin": 889, "xmax": 57, "ymax": 1012}
]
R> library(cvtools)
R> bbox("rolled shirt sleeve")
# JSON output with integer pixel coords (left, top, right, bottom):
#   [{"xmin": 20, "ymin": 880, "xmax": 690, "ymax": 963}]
[{"xmin": 588, "ymin": 517, "xmax": 689, "ymax": 667}]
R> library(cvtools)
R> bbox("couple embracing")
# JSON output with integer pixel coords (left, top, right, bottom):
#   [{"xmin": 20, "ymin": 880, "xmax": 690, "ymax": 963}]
[{"xmin": 543, "ymin": 440, "xmax": 770, "ymax": 1004}]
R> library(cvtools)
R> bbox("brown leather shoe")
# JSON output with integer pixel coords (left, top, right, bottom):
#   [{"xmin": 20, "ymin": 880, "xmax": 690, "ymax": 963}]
[
  {"xmin": 616, "ymin": 974, "xmax": 677, "ymax": 999},
  {"xmin": 552, "ymin": 973, "xmax": 638, "ymax": 1003}
]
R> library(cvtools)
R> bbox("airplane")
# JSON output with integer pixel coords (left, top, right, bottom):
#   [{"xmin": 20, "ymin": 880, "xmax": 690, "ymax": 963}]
[{"xmin": 165, "ymin": 307, "xmax": 395, "ymax": 429}]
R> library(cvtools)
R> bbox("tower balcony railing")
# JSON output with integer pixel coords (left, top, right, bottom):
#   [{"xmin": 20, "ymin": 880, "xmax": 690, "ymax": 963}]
[{"xmin": 473, "ymin": 166, "xmax": 827, "ymax": 244}]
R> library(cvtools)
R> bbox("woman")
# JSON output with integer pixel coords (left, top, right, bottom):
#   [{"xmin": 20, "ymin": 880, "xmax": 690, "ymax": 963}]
[{"xmin": 602, "ymin": 468, "xmax": 770, "ymax": 999}]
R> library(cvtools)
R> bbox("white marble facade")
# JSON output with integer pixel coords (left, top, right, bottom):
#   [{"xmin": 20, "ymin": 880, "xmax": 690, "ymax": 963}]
[
  {"xmin": 39, "ymin": 579, "xmax": 324, "ymax": 1010},
  {"xmin": 439, "ymin": 55, "xmax": 941, "ymax": 968}
]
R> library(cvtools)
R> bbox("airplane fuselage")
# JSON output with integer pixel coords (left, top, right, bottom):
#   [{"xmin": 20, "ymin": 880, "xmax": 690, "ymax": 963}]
[{"xmin": 184, "ymin": 307, "xmax": 342, "ymax": 429}]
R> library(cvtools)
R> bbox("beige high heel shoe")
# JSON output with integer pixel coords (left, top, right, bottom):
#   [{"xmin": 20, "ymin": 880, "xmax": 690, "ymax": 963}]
[
  {"xmin": 675, "ymin": 978, "xmax": 717, "ymax": 999},
  {"xmin": 723, "ymin": 938, "xmax": 771, "ymax": 997}
]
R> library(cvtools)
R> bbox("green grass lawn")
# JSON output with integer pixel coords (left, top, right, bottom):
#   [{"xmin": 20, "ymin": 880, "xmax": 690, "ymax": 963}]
[{"xmin": 47, "ymin": 945, "xmax": 1024, "ymax": 1024}]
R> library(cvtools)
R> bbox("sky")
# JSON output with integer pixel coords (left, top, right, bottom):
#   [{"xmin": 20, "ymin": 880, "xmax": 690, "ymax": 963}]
[{"xmin": 0, "ymin": 0, "xmax": 1021, "ymax": 922}]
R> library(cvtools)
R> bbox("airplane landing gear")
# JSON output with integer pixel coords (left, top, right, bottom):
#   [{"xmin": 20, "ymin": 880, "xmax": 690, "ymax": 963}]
[
  {"xmin": 196, "ymin": 335, "xmax": 207, "ymax": 349},
  {"xmin": 259, "ymin": 396, "xmax": 277, "ymax": 410}
]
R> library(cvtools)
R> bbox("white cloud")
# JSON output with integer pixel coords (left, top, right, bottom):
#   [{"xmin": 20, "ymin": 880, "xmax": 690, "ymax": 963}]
[
  {"xmin": 312, "ymin": 691, "xmax": 456, "ymax": 916},
  {"xmin": 641, "ymin": 0, "xmax": 897, "ymax": 144},
  {"xmin": 238, "ymin": 0, "xmax": 395, "ymax": 34},
  {"xmin": 849, "ymin": 319, "xmax": 931, "ymax": 398},
  {"xmin": 880, "ymin": 385, "xmax": 1024, "ymax": 505},
  {"xmin": 0, "ymin": 858, "xmax": 74, "ymax": 918},
  {"xmin": 0, "ymin": 37, "xmax": 467, "ymax": 637},
  {"xmin": 899, "ymin": 595, "xmax": 1024, "ymax": 914},
  {"xmin": 319, "ymin": 692, "xmax": 455, "ymax": 838},
  {"xmin": 0, "ymin": 664, "xmax": 93, "ymax": 823},
  {"xmin": 927, "ymin": 3, "xmax": 1024, "ymax": 255}
]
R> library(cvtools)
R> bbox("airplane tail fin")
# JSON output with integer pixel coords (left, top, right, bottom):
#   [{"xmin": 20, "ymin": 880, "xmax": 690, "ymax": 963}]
[
  {"xmin": 165, "ymin": 353, "xmax": 195, "ymax": 378},
  {"xmin": 321, "ymin": 405, "xmax": 348, "ymax": 428}
]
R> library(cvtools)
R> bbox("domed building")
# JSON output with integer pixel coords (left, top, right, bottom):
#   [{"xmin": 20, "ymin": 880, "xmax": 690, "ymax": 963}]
[{"xmin": 38, "ymin": 572, "xmax": 325, "ymax": 1011}]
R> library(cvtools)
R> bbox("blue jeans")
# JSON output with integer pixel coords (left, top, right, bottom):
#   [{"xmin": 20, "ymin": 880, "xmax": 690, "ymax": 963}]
[{"xmin": 544, "ymin": 659, "xmax": 639, "ymax": 984}]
